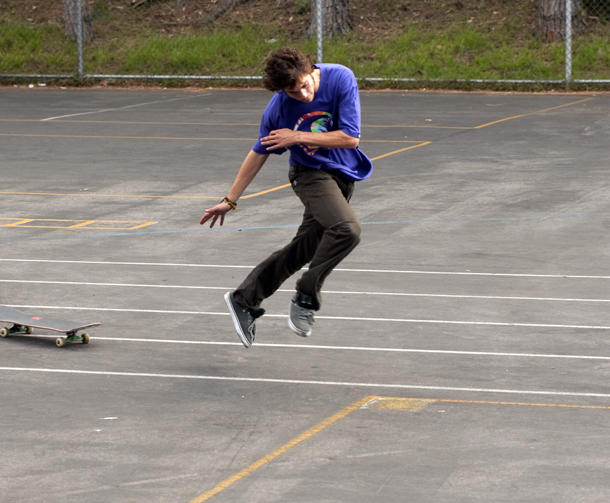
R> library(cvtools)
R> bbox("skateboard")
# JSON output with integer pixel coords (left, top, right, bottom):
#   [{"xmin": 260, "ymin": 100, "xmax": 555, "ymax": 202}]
[{"xmin": 0, "ymin": 305, "xmax": 100, "ymax": 347}]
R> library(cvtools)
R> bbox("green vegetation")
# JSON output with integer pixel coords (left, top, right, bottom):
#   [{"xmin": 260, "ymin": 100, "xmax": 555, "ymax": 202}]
[
  {"xmin": 0, "ymin": 0, "xmax": 608, "ymax": 89},
  {"xmin": 323, "ymin": 26, "xmax": 569, "ymax": 81},
  {"xmin": 0, "ymin": 22, "xmax": 75, "ymax": 74}
]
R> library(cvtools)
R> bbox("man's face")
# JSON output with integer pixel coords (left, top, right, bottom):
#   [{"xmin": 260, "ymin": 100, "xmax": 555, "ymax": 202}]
[{"xmin": 284, "ymin": 73, "xmax": 315, "ymax": 103}]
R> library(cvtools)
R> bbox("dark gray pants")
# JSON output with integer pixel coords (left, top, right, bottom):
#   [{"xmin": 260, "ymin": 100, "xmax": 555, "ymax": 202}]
[{"xmin": 234, "ymin": 166, "xmax": 361, "ymax": 311}]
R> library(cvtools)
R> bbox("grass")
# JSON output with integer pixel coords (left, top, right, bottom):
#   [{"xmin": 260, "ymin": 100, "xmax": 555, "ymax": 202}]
[
  {"xmin": 0, "ymin": 22, "xmax": 76, "ymax": 74},
  {"xmin": 0, "ymin": 0, "xmax": 608, "ymax": 89}
]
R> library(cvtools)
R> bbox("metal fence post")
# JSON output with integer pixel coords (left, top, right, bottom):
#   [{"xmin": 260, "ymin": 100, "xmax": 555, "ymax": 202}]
[
  {"xmin": 316, "ymin": 0, "xmax": 323, "ymax": 64},
  {"xmin": 76, "ymin": 0, "xmax": 84, "ymax": 80},
  {"xmin": 565, "ymin": 0, "xmax": 572, "ymax": 90}
]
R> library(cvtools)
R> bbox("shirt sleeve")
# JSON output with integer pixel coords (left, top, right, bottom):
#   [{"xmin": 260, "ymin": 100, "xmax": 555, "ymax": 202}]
[
  {"xmin": 252, "ymin": 93, "xmax": 287, "ymax": 156},
  {"xmin": 335, "ymin": 68, "xmax": 361, "ymax": 139}
]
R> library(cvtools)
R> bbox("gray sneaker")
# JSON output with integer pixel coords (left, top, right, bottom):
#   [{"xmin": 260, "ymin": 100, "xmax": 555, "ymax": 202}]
[
  {"xmin": 224, "ymin": 291, "xmax": 265, "ymax": 348},
  {"xmin": 289, "ymin": 292, "xmax": 315, "ymax": 337}
]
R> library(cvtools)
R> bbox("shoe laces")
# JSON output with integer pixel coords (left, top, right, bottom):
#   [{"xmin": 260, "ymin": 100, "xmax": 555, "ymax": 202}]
[{"xmin": 296, "ymin": 305, "xmax": 315, "ymax": 325}]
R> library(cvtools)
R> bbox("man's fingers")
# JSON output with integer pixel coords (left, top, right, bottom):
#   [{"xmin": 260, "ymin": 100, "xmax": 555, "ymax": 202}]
[{"xmin": 200, "ymin": 207, "xmax": 227, "ymax": 228}]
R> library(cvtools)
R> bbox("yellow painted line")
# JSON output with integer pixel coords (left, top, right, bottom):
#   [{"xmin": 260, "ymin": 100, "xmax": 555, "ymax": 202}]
[
  {"xmin": 6, "ymin": 225, "xmax": 156, "ymax": 230},
  {"xmin": 0, "ymin": 133, "xmax": 258, "ymax": 141},
  {"xmin": 47, "ymin": 120, "xmax": 260, "ymax": 126},
  {"xmin": 474, "ymin": 97, "xmax": 594, "ymax": 129},
  {"xmin": 0, "ymin": 189, "xmax": 288, "ymax": 201},
  {"xmin": 67, "ymin": 220, "xmax": 97, "ymax": 229},
  {"xmin": 243, "ymin": 142, "xmax": 432, "ymax": 198},
  {"xmin": 0, "ymin": 191, "xmax": 218, "ymax": 200},
  {"xmin": 1, "ymin": 98, "xmax": 594, "ymax": 134},
  {"xmin": 362, "ymin": 397, "xmax": 434, "ymax": 411},
  {"xmin": 125, "ymin": 221, "xmax": 157, "ymax": 230},
  {"xmin": 361, "ymin": 140, "xmax": 423, "ymax": 143},
  {"xmin": 0, "ymin": 133, "xmax": 427, "ymax": 144},
  {"xmin": 0, "ymin": 218, "xmax": 157, "ymax": 230},
  {"xmin": 370, "ymin": 141, "xmax": 432, "ymax": 161},
  {"xmin": 433, "ymin": 398, "xmax": 610, "ymax": 410},
  {"xmin": 187, "ymin": 395, "xmax": 375, "ymax": 503},
  {"xmin": 364, "ymin": 125, "xmax": 472, "ymax": 129},
  {"xmin": 364, "ymin": 396, "xmax": 610, "ymax": 411},
  {"xmin": 0, "ymin": 141, "xmax": 429, "ymax": 207},
  {"xmin": 187, "ymin": 392, "xmax": 610, "ymax": 502},
  {"xmin": 0, "ymin": 119, "xmax": 260, "ymax": 126},
  {"xmin": 2, "ymin": 119, "xmax": 469, "ymax": 129},
  {"xmin": 2, "ymin": 219, "xmax": 34, "ymax": 227},
  {"xmin": 2, "ymin": 119, "xmax": 468, "ymax": 129},
  {"xmin": 240, "ymin": 184, "xmax": 292, "ymax": 199}
]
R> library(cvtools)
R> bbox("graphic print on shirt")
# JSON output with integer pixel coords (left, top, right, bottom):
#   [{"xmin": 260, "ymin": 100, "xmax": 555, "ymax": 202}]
[{"xmin": 293, "ymin": 111, "xmax": 333, "ymax": 156}]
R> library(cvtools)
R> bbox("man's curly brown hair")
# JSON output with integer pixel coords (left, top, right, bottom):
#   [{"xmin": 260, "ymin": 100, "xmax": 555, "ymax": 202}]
[{"xmin": 262, "ymin": 47, "xmax": 314, "ymax": 92}]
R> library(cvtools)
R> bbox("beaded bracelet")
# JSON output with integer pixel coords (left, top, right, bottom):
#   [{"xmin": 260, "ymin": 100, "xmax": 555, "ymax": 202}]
[{"xmin": 222, "ymin": 196, "xmax": 237, "ymax": 210}]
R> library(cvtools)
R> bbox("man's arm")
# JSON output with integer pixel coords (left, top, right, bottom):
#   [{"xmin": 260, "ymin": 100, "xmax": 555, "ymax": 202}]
[
  {"xmin": 261, "ymin": 129, "xmax": 359, "ymax": 151},
  {"xmin": 199, "ymin": 150, "xmax": 269, "ymax": 228}
]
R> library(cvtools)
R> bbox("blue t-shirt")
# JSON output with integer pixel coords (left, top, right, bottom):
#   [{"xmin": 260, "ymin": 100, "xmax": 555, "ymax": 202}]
[{"xmin": 252, "ymin": 63, "xmax": 373, "ymax": 182}]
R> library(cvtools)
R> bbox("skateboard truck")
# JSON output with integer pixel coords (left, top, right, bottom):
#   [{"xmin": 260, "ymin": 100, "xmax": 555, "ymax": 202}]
[
  {"xmin": 0, "ymin": 325, "xmax": 90, "ymax": 347},
  {"xmin": 1, "ymin": 324, "xmax": 33, "ymax": 336},
  {"xmin": 56, "ymin": 331, "xmax": 90, "ymax": 347}
]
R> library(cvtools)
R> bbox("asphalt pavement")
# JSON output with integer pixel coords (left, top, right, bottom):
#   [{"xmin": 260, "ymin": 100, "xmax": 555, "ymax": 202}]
[{"xmin": 1, "ymin": 87, "xmax": 609, "ymax": 503}]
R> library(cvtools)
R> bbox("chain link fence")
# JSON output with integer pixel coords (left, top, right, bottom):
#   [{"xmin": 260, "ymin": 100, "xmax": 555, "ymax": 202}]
[
  {"xmin": 571, "ymin": 0, "xmax": 610, "ymax": 83},
  {"xmin": 0, "ymin": 0, "xmax": 608, "ymax": 89}
]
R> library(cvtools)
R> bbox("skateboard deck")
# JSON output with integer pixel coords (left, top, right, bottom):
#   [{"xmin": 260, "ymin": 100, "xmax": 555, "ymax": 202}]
[{"xmin": 0, "ymin": 305, "xmax": 100, "ymax": 347}]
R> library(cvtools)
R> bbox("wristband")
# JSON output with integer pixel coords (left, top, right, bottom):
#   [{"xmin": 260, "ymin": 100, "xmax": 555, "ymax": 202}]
[{"xmin": 222, "ymin": 196, "xmax": 237, "ymax": 210}]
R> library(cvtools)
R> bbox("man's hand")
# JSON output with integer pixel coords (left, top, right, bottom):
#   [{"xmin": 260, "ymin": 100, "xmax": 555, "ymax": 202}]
[
  {"xmin": 199, "ymin": 151, "xmax": 268, "ymax": 229},
  {"xmin": 199, "ymin": 201, "xmax": 232, "ymax": 228},
  {"xmin": 260, "ymin": 128, "xmax": 298, "ymax": 151}
]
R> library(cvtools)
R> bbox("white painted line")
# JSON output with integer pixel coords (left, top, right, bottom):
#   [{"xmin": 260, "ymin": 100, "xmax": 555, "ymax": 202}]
[
  {"xmin": 102, "ymin": 340, "xmax": 610, "ymax": 361},
  {"xmin": 334, "ymin": 268, "xmax": 610, "ymax": 280},
  {"xmin": 0, "ymin": 279, "xmax": 229, "ymax": 290},
  {"xmin": 21, "ymin": 335, "xmax": 610, "ymax": 362},
  {"xmin": 6, "ymin": 304, "xmax": 610, "ymax": 331},
  {"xmin": 7, "ymin": 304, "xmax": 228, "ymax": 316},
  {"xmin": 0, "ymin": 258, "xmax": 251, "ymax": 269},
  {"xmin": 2, "ymin": 366, "xmax": 610, "ymax": 398},
  {"xmin": 1, "ymin": 279, "xmax": 608, "ymax": 303},
  {"xmin": 1, "ymin": 258, "xmax": 609, "ymax": 279},
  {"xmin": 40, "ymin": 94, "xmax": 211, "ymax": 121}
]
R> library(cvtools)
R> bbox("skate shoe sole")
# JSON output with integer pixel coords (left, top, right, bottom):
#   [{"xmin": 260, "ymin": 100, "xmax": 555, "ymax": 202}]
[
  {"xmin": 225, "ymin": 291, "xmax": 253, "ymax": 348},
  {"xmin": 288, "ymin": 318, "xmax": 312, "ymax": 337}
]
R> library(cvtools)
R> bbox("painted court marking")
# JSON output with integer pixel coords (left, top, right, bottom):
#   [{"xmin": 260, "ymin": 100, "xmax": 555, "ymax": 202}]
[
  {"xmin": 0, "ymin": 218, "xmax": 156, "ymax": 230},
  {"xmin": 2, "ymin": 278, "xmax": 608, "ymax": 304},
  {"xmin": 0, "ymin": 183, "xmax": 289, "ymax": 201},
  {"xmin": 0, "ymin": 97, "xmax": 590, "ymax": 210},
  {"xmin": 473, "ymin": 97, "xmax": 593, "ymax": 129},
  {"xmin": 39, "ymin": 94, "xmax": 212, "ymax": 121},
  {"xmin": 5, "ymin": 304, "xmax": 610, "ymax": 331},
  {"xmin": 1, "ymin": 258, "xmax": 609, "ymax": 280},
  {"xmin": 9, "ymin": 334, "xmax": 610, "ymax": 363},
  {"xmin": 0, "ymin": 133, "xmax": 261, "ymax": 142},
  {"xmin": 5, "ymin": 95, "xmax": 588, "ymax": 130},
  {"xmin": 181, "ymin": 394, "xmax": 608, "ymax": 502},
  {"xmin": 2, "ymin": 367, "xmax": 610, "ymax": 399},
  {"xmin": 0, "ymin": 141, "xmax": 429, "ymax": 204}
]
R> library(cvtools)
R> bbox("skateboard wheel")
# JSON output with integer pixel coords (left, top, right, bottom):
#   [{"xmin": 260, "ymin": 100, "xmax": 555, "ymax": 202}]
[
  {"xmin": 0, "ymin": 327, "xmax": 8, "ymax": 338},
  {"xmin": 82, "ymin": 333, "xmax": 90, "ymax": 344},
  {"xmin": 26, "ymin": 326, "xmax": 33, "ymax": 335},
  {"xmin": 56, "ymin": 337, "xmax": 66, "ymax": 348}
]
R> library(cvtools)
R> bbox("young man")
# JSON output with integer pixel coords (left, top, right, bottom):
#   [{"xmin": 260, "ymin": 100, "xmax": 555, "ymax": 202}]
[{"xmin": 200, "ymin": 47, "xmax": 372, "ymax": 348}]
